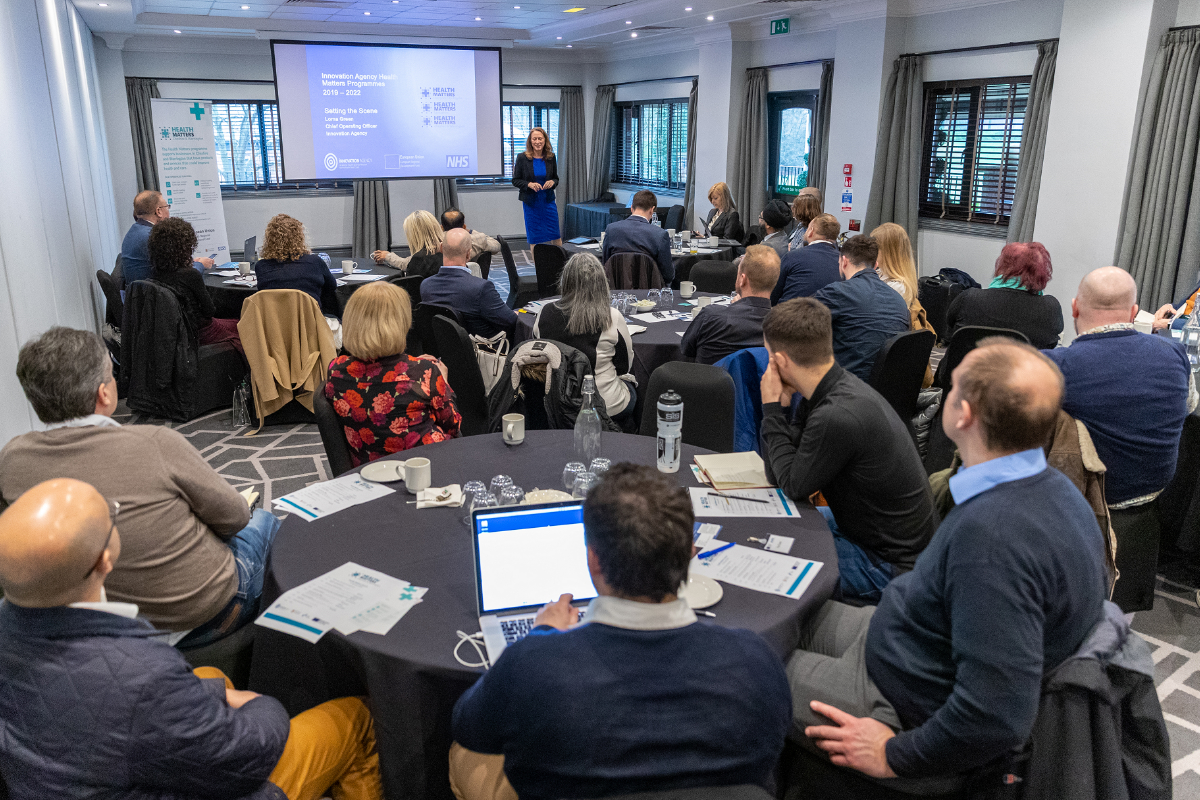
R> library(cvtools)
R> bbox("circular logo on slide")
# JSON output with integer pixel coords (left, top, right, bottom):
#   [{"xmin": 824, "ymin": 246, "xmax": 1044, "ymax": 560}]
[{"xmin": 324, "ymin": 153, "xmax": 339, "ymax": 171}]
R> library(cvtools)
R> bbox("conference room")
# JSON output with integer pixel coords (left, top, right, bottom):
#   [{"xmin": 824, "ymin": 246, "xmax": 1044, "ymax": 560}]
[{"xmin": 4, "ymin": 0, "xmax": 1200, "ymax": 798}]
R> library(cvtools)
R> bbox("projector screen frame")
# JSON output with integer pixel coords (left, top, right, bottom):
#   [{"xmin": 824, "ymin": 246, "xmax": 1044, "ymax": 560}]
[{"xmin": 269, "ymin": 38, "xmax": 506, "ymax": 182}]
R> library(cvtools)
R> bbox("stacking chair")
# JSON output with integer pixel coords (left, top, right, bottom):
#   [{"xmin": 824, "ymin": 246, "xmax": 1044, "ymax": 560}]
[
  {"xmin": 475, "ymin": 250, "xmax": 492, "ymax": 280},
  {"xmin": 663, "ymin": 204, "xmax": 685, "ymax": 232},
  {"xmin": 639, "ymin": 361, "xmax": 735, "ymax": 453},
  {"xmin": 412, "ymin": 303, "xmax": 462, "ymax": 359},
  {"xmin": 744, "ymin": 226, "xmax": 763, "ymax": 246},
  {"xmin": 532, "ymin": 243, "xmax": 568, "ymax": 298},
  {"xmin": 431, "ymin": 315, "xmax": 490, "ymax": 436},
  {"xmin": 179, "ymin": 622, "xmax": 256, "ymax": 690},
  {"xmin": 868, "ymin": 329, "xmax": 936, "ymax": 432},
  {"xmin": 1110, "ymin": 501, "xmax": 1162, "ymax": 613},
  {"xmin": 96, "ymin": 269, "xmax": 125, "ymax": 380},
  {"xmin": 604, "ymin": 252, "xmax": 664, "ymax": 291},
  {"xmin": 690, "ymin": 261, "xmax": 738, "ymax": 295},
  {"xmin": 497, "ymin": 235, "xmax": 538, "ymax": 309},
  {"xmin": 388, "ymin": 273, "xmax": 424, "ymax": 305},
  {"xmin": 313, "ymin": 387, "xmax": 355, "ymax": 477}
]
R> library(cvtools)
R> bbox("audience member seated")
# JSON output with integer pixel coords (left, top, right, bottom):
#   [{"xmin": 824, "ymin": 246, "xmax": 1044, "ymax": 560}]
[
  {"xmin": 701, "ymin": 181, "xmax": 744, "ymax": 242},
  {"xmin": 441, "ymin": 207, "xmax": 500, "ymax": 264},
  {"xmin": 772, "ymin": 213, "xmax": 841, "ymax": 304},
  {"xmin": 682, "ymin": 244, "xmax": 779, "ymax": 365},
  {"xmin": 759, "ymin": 199, "xmax": 793, "ymax": 259},
  {"xmin": 0, "ymin": 477, "xmax": 382, "ymax": 800},
  {"xmin": 254, "ymin": 213, "xmax": 340, "ymax": 316},
  {"xmin": 373, "ymin": 210, "xmax": 445, "ymax": 278},
  {"xmin": 450, "ymin": 464, "xmax": 791, "ymax": 800},
  {"xmin": 148, "ymin": 217, "xmax": 242, "ymax": 354},
  {"xmin": 419, "ymin": 228, "xmax": 517, "ymax": 338},
  {"xmin": 789, "ymin": 339, "xmax": 1107, "ymax": 781},
  {"xmin": 1152, "ymin": 276, "xmax": 1200, "ymax": 330},
  {"xmin": 120, "ymin": 190, "xmax": 213, "ymax": 287},
  {"xmin": 0, "ymin": 328, "xmax": 281, "ymax": 646},
  {"xmin": 813, "ymin": 235, "xmax": 910, "ymax": 381},
  {"xmin": 533, "ymin": 253, "xmax": 638, "ymax": 428},
  {"xmin": 760, "ymin": 299, "xmax": 936, "ymax": 602},
  {"xmin": 945, "ymin": 241, "xmax": 1064, "ymax": 349},
  {"xmin": 602, "ymin": 190, "xmax": 675, "ymax": 285},
  {"xmin": 788, "ymin": 189, "xmax": 823, "ymax": 251},
  {"xmin": 1045, "ymin": 267, "xmax": 1196, "ymax": 508},
  {"xmin": 873, "ymin": 222, "xmax": 936, "ymax": 385},
  {"xmin": 325, "ymin": 281, "xmax": 462, "ymax": 466}
]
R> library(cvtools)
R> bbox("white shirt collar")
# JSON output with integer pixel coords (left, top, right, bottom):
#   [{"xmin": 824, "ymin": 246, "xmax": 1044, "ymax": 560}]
[
  {"xmin": 583, "ymin": 595, "xmax": 697, "ymax": 631},
  {"xmin": 442, "ymin": 264, "xmax": 472, "ymax": 273},
  {"xmin": 69, "ymin": 588, "xmax": 139, "ymax": 619},
  {"xmin": 44, "ymin": 414, "xmax": 120, "ymax": 431}
]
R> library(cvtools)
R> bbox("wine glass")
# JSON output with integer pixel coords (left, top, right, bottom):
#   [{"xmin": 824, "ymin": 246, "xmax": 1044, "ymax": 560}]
[{"xmin": 563, "ymin": 462, "xmax": 586, "ymax": 490}]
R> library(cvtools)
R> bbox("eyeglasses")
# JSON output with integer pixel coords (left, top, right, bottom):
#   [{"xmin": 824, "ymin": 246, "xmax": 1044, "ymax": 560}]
[{"xmin": 84, "ymin": 499, "xmax": 119, "ymax": 580}]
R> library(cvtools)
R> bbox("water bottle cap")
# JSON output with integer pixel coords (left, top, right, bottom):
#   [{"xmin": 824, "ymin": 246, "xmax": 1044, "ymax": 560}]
[{"xmin": 660, "ymin": 390, "xmax": 682, "ymax": 404}]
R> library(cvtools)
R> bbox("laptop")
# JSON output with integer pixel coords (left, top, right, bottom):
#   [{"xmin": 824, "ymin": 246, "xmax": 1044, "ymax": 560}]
[
  {"xmin": 472, "ymin": 500, "xmax": 597, "ymax": 663},
  {"xmin": 244, "ymin": 235, "xmax": 257, "ymax": 262}
]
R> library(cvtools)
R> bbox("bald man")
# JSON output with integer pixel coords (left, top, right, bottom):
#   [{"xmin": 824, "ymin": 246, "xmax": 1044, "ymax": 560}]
[
  {"xmin": 0, "ymin": 478, "xmax": 382, "ymax": 799},
  {"xmin": 120, "ymin": 190, "xmax": 213, "ymax": 287},
  {"xmin": 787, "ymin": 340, "xmax": 1108, "ymax": 780},
  {"xmin": 418, "ymin": 226, "xmax": 517, "ymax": 338}
]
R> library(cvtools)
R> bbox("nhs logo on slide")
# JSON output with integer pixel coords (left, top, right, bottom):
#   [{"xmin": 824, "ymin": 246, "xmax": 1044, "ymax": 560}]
[{"xmin": 446, "ymin": 155, "xmax": 469, "ymax": 168}]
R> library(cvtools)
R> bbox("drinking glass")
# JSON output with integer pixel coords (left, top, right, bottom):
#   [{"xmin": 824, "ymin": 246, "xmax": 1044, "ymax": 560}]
[
  {"xmin": 572, "ymin": 471, "xmax": 601, "ymax": 499},
  {"xmin": 647, "ymin": 288, "xmax": 662, "ymax": 309},
  {"xmin": 661, "ymin": 287, "xmax": 674, "ymax": 307},
  {"xmin": 464, "ymin": 490, "xmax": 498, "ymax": 524},
  {"xmin": 499, "ymin": 485, "xmax": 526, "ymax": 506},
  {"xmin": 489, "ymin": 475, "xmax": 513, "ymax": 496},
  {"xmin": 563, "ymin": 461, "xmax": 586, "ymax": 490},
  {"xmin": 589, "ymin": 457, "xmax": 611, "ymax": 477},
  {"xmin": 461, "ymin": 481, "xmax": 488, "ymax": 525}
]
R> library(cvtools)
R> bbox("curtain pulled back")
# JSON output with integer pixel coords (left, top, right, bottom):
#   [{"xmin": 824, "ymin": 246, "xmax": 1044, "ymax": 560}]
[
  {"xmin": 353, "ymin": 180, "xmax": 391, "ymax": 258},
  {"xmin": 809, "ymin": 60, "xmax": 834, "ymax": 198},
  {"xmin": 865, "ymin": 55, "xmax": 924, "ymax": 257},
  {"xmin": 732, "ymin": 68, "xmax": 769, "ymax": 231},
  {"xmin": 126, "ymin": 77, "xmax": 160, "ymax": 193},
  {"xmin": 558, "ymin": 86, "xmax": 588, "ymax": 225},
  {"xmin": 1007, "ymin": 41, "xmax": 1058, "ymax": 243},
  {"xmin": 585, "ymin": 85, "xmax": 616, "ymax": 201}
]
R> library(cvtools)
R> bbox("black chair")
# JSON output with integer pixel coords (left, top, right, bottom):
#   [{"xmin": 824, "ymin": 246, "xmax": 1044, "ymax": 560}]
[
  {"xmin": 388, "ymin": 273, "xmax": 424, "ymax": 305},
  {"xmin": 313, "ymin": 386, "xmax": 355, "ymax": 477},
  {"xmin": 112, "ymin": 253, "xmax": 124, "ymax": 288},
  {"xmin": 412, "ymin": 303, "xmax": 462, "ymax": 359},
  {"xmin": 532, "ymin": 243, "xmax": 568, "ymax": 298},
  {"xmin": 690, "ymin": 261, "xmax": 738, "ymax": 295},
  {"xmin": 744, "ymin": 225, "xmax": 763, "ymax": 247},
  {"xmin": 431, "ymin": 315, "xmax": 490, "ymax": 436},
  {"xmin": 475, "ymin": 251, "xmax": 492, "ymax": 280},
  {"xmin": 1110, "ymin": 501, "xmax": 1162, "ymax": 613},
  {"xmin": 663, "ymin": 204, "xmax": 685, "ymax": 232},
  {"xmin": 605, "ymin": 252, "xmax": 664, "ymax": 291},
  {"xmin": 179, "ymin": 622, "xmax": 256, "ymax": 690},
  {"xmin": 868, "ymin": 329, "xmax": 936, "ymax": 426},
  {"xmin": 932, "ymin": 325, "xmax": 1030, "ymax": 391},
  {"xmin": 96, "ymin": 269, "xmax": 124, "ymax": 329},
  {"xmin": 497, "ymin": 235, "xmax": 538, "ymax": 309},
  {"xmin": 639, "ymin": 362, "xmax": 735, "ymax": 453}
]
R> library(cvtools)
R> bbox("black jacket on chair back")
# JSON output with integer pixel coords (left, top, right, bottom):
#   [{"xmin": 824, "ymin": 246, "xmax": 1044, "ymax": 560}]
[{"xmin": 120, "ymin": 279, "xmax": 199, "ymax": 420}]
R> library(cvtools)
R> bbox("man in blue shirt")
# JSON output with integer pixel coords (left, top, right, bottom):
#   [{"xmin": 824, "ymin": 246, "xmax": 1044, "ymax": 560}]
[
  {"xmin": 787, "ymin": 340, "xmax": 1107, "ymax": 780},
  {"xmin": 418, "ymin": 228, "xmax": 516, "ymax": 337},
  {"xmin": 451, "ymin": 463, "xmax": 791, "ymax": 800},
  {"xmin": 773, "ymin": 213, "xmax": 841, "ymax": 304},
  {"xmin": 120, "ymin": 190, "xmax": 213, "ymax": 287},
  {"xmin": 601, "ymin": 190, "xmax": 675, "ymax": 285},
  {"xmin": 812, "ymin": 234, "xmax": 910, "ymax": 381}
]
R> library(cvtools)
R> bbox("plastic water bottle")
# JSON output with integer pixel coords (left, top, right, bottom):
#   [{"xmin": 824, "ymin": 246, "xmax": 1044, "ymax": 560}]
[
  {"xmin": 1185, "ymin": 306, "xmax": 1200, "ymax": 372},
  {"xmin": 651, "ymin": 209, "xmax": 660, "ymax": 227},
  {"xmin": 574, "ymin": 375, "xmax": 602, "ymax": 465},
  {"xmin": 656, "ymin": 390, "xmax": 683, "ymax": 473}
]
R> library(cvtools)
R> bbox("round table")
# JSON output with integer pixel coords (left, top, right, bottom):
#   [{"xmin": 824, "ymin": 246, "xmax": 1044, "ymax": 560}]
[
  {"xmin": 202, "ymin": 256, "xmax": 403, "ymax": 320},
  {"xmin": 248, "ymin": 430, "xmax": 836, "ymax": 800},
  {"xmin": 562, "ymin": 240, "xmax": 741, "ymax": 285}
]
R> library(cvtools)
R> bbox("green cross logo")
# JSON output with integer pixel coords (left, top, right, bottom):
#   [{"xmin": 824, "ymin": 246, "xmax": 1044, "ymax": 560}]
[{"xmin": 189, "ymin": 102, "xmax": 205, "ymax": 120}]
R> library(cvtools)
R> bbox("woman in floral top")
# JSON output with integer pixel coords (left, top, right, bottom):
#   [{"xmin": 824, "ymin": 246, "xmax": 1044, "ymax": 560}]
[{"xmin": 325, "ymin": 281, "xmax": 461, "ymax": 465}]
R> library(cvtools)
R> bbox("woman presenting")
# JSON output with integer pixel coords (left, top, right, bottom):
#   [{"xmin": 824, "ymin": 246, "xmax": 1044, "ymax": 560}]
[{"xmin": 512, "ymin": 127, "xmax": 562, "ymax": 247}]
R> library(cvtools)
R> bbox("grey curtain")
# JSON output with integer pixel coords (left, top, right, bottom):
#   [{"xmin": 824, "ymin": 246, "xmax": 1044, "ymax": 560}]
[
  {"xmin": 809, "ymin": 60, "xmax": 834, "ymax": 198},
  {"xmin": 433, "ymin": 179, "xmax": 458, "ymax": 218},
  {"xmin": 585, "ymin": 85, "xmax": 616, "ymax": 201},
  {"xmin": 683, "ymin": 78, "xmax": 699, "ymax": 229},
  {"xmin": 1117, "ymin": 29, "xmax": 1200, "ymax": 309},
  {"xmin": 125, "ymin": 77, "xmax": 160, "ymax": 192},
  {"xmin": 732, "ymin": 68, "xmax": 769, "ymax": 231},
  {"xmin": 558, "ymin": 86, "xmax": 588, "ymax": 224},
  {"xmin": 1007, "ymin": 41, "xmax": 1058, "ymax": 243},
  {"xmin": 352, "ymin": 180, "xmax": 391, "ymax": 258},
  {"xmin": 865, "ymin": 55, "xmax": 924, "ymax": 254}
]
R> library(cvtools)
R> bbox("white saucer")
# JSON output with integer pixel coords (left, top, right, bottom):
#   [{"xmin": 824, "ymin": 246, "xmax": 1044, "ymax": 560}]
[
  {"xmin": 521, "ymin": 489, "xmax": 574, "ymax": 505},
  {"xmin": 678, "ymin": 574, "xmax": 723, "ymax": 610},
  {"xmin": 360, "ymin": 461, "xmax": 404, "ymax": 483}
]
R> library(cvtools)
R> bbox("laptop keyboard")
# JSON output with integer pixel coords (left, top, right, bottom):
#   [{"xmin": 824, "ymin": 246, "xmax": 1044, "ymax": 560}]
[{"xmin": 499, "ymin": 607, "xmax": 589, "ymax": 645}]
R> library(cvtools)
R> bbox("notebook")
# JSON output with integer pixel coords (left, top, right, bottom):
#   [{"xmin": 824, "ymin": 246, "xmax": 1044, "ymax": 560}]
[{"xmin": 693, "ymin": 452, "xmax": 772, "ymax": 491}]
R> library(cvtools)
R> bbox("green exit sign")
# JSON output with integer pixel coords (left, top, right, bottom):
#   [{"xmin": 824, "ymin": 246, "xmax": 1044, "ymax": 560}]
[{"xmin": 770, "ymin": 17, "xmax": 790, "ymax": 35}]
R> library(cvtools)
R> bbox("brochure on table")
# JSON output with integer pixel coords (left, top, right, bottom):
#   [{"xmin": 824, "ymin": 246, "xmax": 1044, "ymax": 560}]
[
  {"xmin": 690, "ymin": 541, "xmax": 822, "ymax": 600},
  {"xmin": 273, "ymin": 474, "xmax": 395, "ymax": 521},
  {"xmin": 688, "ymin": 487, "xmax": 799, "ymax": 518}
]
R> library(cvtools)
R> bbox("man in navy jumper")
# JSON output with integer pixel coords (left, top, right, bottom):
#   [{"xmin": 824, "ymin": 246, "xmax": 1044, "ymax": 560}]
[
  {"xmin": 450, "ymin": 463, "xmax": 791, "ymax": 800},
  {"xmin": 788, "ymin": 340, "xmax": 1107, "ymax": 780}
]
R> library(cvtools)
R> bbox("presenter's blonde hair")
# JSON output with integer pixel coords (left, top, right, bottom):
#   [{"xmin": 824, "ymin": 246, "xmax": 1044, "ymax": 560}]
[
  {"xmin": 707, "ymin": 182, "xmax": 735, "ymax": 212},
  {"xmin": 260, "ymin": 214, "xmax": 311, "ymax": 262},
  {"xmin": 872, "ymin": 222, "xmax": 918, "ymax": 306},
  {"xmin": 342, "ymin": 281, "xmax": 412, "ymax": 361},
  {"xmin": 524, "ymin": 127, "xmax": 555, "ymax": 160},
  {"xmin": 403, "ymin": 210, "xmax": 444, "ymax": 257}
]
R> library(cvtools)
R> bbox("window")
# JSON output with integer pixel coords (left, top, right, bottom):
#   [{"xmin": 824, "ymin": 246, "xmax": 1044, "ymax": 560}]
[
  {"xmin": 920, "ymin": 77, "xmax": 1031, "ymax": 225},
  {"xmin": 609, "ymin": 99, "xmax": 689, "ymax": 191},
  {"xmin": 210, "ymin": 101, "xmax": 350, "ymax": 191},
  {"xmin": 459, "ymin": 101, "xmax": 559, "ymax": 186},
  {"xmin": 768, "ymin": 91, "xmax": 817, "ymax": 199}
]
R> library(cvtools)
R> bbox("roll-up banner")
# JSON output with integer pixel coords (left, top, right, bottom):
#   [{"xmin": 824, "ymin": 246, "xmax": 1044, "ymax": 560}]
[{"xmin": 151, "ymin": 99, "xmax": 230, "ymax": 263}]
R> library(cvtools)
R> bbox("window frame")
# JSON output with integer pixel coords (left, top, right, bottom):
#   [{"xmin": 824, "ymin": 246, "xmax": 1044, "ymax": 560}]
[
  {"xmin": 457, "ymin": 100, "xmax": 560, "ymax": 188},
  {"xmin": 608, "ymin": 96, "xmax": 690, "ymax": 192},
  {"xmin": 767, "ymin": 90, "xmax": 818, "ymax": 201}
]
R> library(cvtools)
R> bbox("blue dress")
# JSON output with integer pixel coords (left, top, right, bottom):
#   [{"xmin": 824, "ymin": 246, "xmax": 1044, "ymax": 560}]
[{"xmin": 523, "ymin": 157, "xmax": 561, "ymax": 245}]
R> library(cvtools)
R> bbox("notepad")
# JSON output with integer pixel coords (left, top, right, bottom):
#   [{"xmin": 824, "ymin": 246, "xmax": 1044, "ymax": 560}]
[{"xmin": 693, "ymin": 451, "xmax": 772, "ymax": 490}]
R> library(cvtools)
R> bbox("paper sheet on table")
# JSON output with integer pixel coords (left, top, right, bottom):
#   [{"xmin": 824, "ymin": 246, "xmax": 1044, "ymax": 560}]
[
  {"xmin": 694, "ymin": 451, "xmax": 771, "ymax": 490},
  {"xmin": 693, "ymin": 522, "xmax": 721, "ymax": 548},
  {"xmin": 689, "ymin": 487, "xmax": 799, "ymax": 517},
  {"xmin": 627, "ymin": 324, "xmax": 648, "ymax": 335},
  {"xmin": 630, "ymin": 311, "xmax": 690, "ymax": 324},
  {"xmin": 339, "ymin": 273, "xmax": 385, "ymax": 282},
  {"xmin": 672, "ymin": 247, "xmax": 721, "ymax": 255},
  {"xmin": 273, "ymin": 474, "xmax": 395, "ymax": 521},
  {"xmin": 354, "ymin": 586, "xmax": 429, "ymax": 635},
  {"xmin": 213, "ymin": 269, "xmax": 242, "ymax": 276},
  {"xmin": 223, "ymin": 277, "xmax": 257, "ymax": 286},
  {"xmin": 682, "ymin": 297, "xmax": 732, "ymax": 306},
  {"xmin": 577, "ymin": 243, "xmax": 601, "ymax": 250},
  {"xmin": 690, "ymin": 541, "xmax": 822, "ymax": 599}
]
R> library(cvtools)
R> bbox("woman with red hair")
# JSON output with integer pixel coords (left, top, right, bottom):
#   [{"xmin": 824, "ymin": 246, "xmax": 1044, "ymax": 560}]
[{"xmin": 945, "ymin": 241, "xmax": 1064, "ymax": 349}]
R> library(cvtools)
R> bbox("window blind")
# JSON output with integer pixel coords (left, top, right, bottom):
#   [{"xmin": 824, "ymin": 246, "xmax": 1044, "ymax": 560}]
[
  {"xmin": 610, "ymin": 99, "xmax": 689, "ymax": 190},
  {"xmin": 211, "ymin": 101, "xmax": 349, "ymax": 190}
]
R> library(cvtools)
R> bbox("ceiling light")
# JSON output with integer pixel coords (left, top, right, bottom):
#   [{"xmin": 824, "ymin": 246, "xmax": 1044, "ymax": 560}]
[
  {"xmin": 684, "ymin": 5, "xmax": 691, "ymax": 9},
  {"xmin": 363, "ymin": 11, "xmax": 370, "ymax": 14},
  {"xmin": 241, "ymin": 4, "xmax": 249, "ymax": 8},
  {"xmin": 98, "ymin": 3, "xmax": 108, "ymax": 6},
  {"xmin": 706, "ymin": 14, "xmax": 713, "ymax": 20},
  {"xmin": 563, "ymin": 7, "xmax": 585, "ymax": 11},
  {"xmin": 475, "ymin": 15, "xmax": 481, "ymax": 19},
  {"xmin": 173, "ymin": 29, "xmax": 181, "ymax": 33},
  {"xmin": 556, "ymin": 36, "xmax": 562, "ymax": 39},
  {"xmin": 631, "ymin": 32, "xmax": 637, "ymax": 37},
  {"xmin": 514, "ymin": 5, "xmax": 520, "ymax": 7},
  {"xmin": 625, "ymin": 20, "xmax": 631, "ymax": 24},
  {"xmin": 567, "ymin": 44, "xmax": 573, "ymax": 47}
]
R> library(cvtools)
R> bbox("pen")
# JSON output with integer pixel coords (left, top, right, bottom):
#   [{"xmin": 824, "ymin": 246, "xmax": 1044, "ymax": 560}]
[
  {"xmin": 707, "ymin": 491, "xmax": 770, "ymax": 505},
  {"xmin": 698, "ymin": 542, "xmax": 734, "ymax": 559}
]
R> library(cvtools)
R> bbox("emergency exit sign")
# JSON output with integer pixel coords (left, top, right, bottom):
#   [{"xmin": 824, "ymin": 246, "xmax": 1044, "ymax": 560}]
[{"xmin": 770, "ymin": 17, "xmax": 790, "ymax": 35}]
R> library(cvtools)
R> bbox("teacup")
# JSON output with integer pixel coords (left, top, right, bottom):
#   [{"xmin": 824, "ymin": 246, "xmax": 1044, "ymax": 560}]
[
  {"xmin": 502, "ymin": 413, "xmax": 525, "ymax": 446},
  {"xmin": 238, "ymin": 262, "xmax": 252, "ymax": 276}
]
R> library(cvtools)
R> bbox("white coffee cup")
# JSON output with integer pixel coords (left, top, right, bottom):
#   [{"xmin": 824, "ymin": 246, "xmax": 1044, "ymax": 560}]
[
  {"xmin": 708, "ymin": 235, "xmax": 719, "ymax": 247},
  {"xmin": 342, "ymin": 259, "xmax": 357, "ymax": 275},
  {"xmin": 238, "ymin": 262, "xmax": 252, "ymax": 276},
  {"xmin": 680, "ymin": 281, "xmax": 696, "ymax": 298},
  {"xmin": 667, "ymin": 228, "xmax": 676, "ymax": 238},
  {"xmin": 690, "ymin": 306, "xmax": 701, "ymax": 319},
  {"xmin": 502, "ymin": 413, "xmax": 525, "ymax": 446},
  {"xmin": 681, "ymin": 230, "xmax": 692, "ymax": 242},
  {"xmin": 697, "ymin": 296, "xmax": 714, "ymax": 308},
  {"xmin": 403, "ymin": 456, "xmax": 431, "ymax": 495}
]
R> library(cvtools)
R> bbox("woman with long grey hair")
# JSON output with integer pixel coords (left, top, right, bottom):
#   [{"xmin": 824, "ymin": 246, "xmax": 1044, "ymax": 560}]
[{"xmin": 533, "ymin": 252, "xmax": 638, "ymax": 428}]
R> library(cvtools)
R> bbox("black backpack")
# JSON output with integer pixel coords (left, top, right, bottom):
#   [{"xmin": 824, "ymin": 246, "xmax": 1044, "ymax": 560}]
[
  {"xmin": 486, "ymin": 340, "xmax": 621, "ymax": 433},
  {"xmin": 919, "ymin": 275, "xmax": 968, "ymax": 344}
]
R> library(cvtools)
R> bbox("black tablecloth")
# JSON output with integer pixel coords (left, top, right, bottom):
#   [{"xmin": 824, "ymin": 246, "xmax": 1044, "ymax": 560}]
[
  {"xmin": 248, "ymin": 430, "xmax": 836, "ymax": 800},
  {"xmin": 562, "ymin": 240, "xmax": 741, "ymax": 286},
  {"xmin": 564, "ymin": 202, "xmax": 627, "ymax": 240},
  {"xmin": 202, "ymin": 257, "xmax": 403, "ymax": 319}
]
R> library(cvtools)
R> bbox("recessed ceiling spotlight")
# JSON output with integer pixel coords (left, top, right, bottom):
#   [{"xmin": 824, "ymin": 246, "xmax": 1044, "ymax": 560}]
[
  {"xmin": 363, "ymin": 10, "xmax": 370, "ymax": 14},
  {"xmin": 684, "ymin": 6, "xmax": 691, "ymax": 9},
  {"xmin": 567, "ymin": 44, "xmax": 573, "ymax": 47},
  {"xmin": 514, "ymin": 4, "xmax": 520, "ymax": 7},
  {"xmin": 625, "ymin": 20, "xmax": 631, "ymax": 24},
  {"xmin": 630, "ymin": 31, "xmax": 637, "ymax": 37},
  {"xmin": 98, "ymin": 2, "xmax": 107, "ymax": 5},
  {"xmin": 556, "ymin": 36, "xmax": 562, "ymax": 39},
  {"xmin": 563, "ymin": 6, "xmax": 585, "ymax": 11},
  {"xmin": 241, "ymin": 4, "xmax": 249, "ymax": 8},
  {"xmin": 706, "ymin": 14, "xmax": 713, "ymax": 20},
  {"xmin": 173, "ymin": 29, "xmax": 181, "ymax": 33}
]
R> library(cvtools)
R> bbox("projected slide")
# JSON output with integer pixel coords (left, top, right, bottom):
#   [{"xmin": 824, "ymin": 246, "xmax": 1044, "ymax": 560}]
[{"xmin": 273, "ymin": 41, "xmax": 502, "ymax": 181}]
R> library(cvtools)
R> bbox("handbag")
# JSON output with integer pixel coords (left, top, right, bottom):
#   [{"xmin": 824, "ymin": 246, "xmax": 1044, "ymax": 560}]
[{"xmin": 471, "ymin": 332, "xmax": 509, "ymax": 393}]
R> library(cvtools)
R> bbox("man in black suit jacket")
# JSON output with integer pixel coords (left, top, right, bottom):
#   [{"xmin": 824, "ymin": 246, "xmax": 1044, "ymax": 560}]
[
  {"xmin": 601, "ymin": 190, "xmax": 675, "ymax": 285},
  {"xmin": 771, "ymin": 213, "xmax": 842, "ymax": 305},
  {"xmin": 419, "ymin": 229, "xmax": 517, "ymax": 338}
]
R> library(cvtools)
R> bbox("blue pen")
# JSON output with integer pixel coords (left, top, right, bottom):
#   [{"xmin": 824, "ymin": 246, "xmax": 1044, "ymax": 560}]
[{"xmin": 698, "ymin": 542, "xmax": 735, "ymax": 559}]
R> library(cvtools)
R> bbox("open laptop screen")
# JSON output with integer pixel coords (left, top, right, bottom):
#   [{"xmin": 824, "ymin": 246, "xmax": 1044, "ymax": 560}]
[
  {"xmin": 474, "ymin": 502, "xmax": 598, "ymax": 615},
  {"xmin": 244, "ymin": 235, "xmax": 257, "ymax": 262}
]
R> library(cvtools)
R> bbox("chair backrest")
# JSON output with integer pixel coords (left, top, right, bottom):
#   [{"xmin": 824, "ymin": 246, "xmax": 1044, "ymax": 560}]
[
  {"xmin": 690, "ymin": 260, "xmax": 738, "ymax": 295},
  {"xmin": 604, "ymin": 252, "xmax": 664, "ymax": 290},
  {"xmin": 933, "ymin": 325, "xmax": 1030, "ymax": 390},
  {"xmin": 96, "ymin": 269, "xmax": 124, "ymax": 329},
  {"xmin": 663, "ymin": 204, "xmax": 685, "ymax": 231},
  {"xmin": 431, "ymin": 315, "xmax": 490, "ymax": 436},
  {"xmin": 388, "ymin": 273, "xmax": 424, "ymax": 306},
  {"xmin": 497, "ymin": 235, "xmax": 521, "ymax": 307},
  {"xmin": 639, "ymin": 361, "xmax": 736, "ymax": 453},
  {"xmin": 313, "ymin": 387, "xmax": 355, "ymax": 477},
  {"xmin": 532, "ymin": 243, "xmax": 568, "ymax": 298},
  {"xmin": 867, "ymin": 329, "xmax": 936, "ymax": 423},
  {"xmin": 112, "ymin": 253, "xmax": 124, "ymax": 287},
  {"xmin": 744, "ymin": 225, "xmax": 763, "ymax": 246},
  {"xmin": 412, "ymin": 303, "xmax": 461, "ymax": 359},
  {"xmin": 476, "ymin": 250, "xmax": 492, "ymax": 280}
]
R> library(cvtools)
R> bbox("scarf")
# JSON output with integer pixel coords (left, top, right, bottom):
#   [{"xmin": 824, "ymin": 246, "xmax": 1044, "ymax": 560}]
[{"xmin": 989, "ymin": 275, "xmax": 1042, "ymax": 295}]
